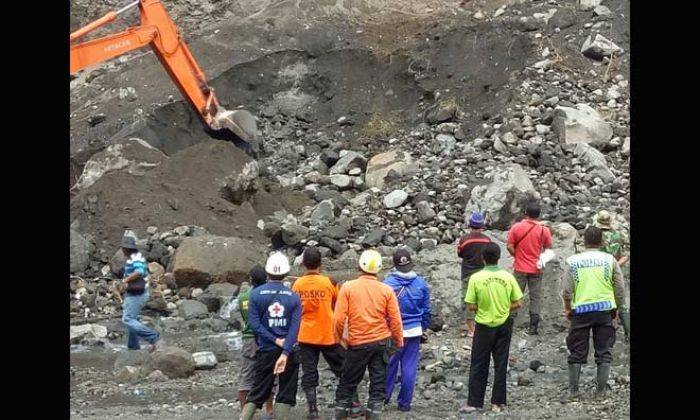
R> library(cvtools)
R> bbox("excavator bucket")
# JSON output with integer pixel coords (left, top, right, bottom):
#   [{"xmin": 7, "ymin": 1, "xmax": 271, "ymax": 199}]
[{"xmin": 212, "ymin": 109, "xmax": 260, "ymax": 153}]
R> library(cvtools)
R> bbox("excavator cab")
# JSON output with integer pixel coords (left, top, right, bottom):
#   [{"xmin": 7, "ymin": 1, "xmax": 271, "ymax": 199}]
[{"xmin": 70, "ymin": 0, "xmax": 260, "ymax": 153}]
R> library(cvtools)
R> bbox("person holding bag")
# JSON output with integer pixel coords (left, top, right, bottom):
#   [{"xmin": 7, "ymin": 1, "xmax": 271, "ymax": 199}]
[
  {"xmin": 506, "ymin": 201, "xmax": 553, "ymax": 335},
  {"xmin": 120, "ymin": 235, "xmax": 161, "ymax": 351}
]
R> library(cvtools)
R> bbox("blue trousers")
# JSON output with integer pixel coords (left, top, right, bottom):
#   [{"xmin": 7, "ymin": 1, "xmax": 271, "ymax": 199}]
[
  {"xmin": 122, "ymin": 291, "xmax": 159, "ymax": 350},
  {"xmin": 384, "ymin": 336, "xmax": 421, "ymax": 410}
]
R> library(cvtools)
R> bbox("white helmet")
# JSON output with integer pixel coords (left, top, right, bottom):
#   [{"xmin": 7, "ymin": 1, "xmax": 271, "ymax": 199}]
[
  {"xmin": 358, "ymin": 249, "xmax": 382, "ymax": 274},
  {"xmin": 266, "ymin": 252, "xmax": 290, "ymax": 276}
]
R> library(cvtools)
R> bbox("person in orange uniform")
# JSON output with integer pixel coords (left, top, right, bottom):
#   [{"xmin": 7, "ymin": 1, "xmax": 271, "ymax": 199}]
[
  {"xmin": 333, "ymin": 250, "xmax": 404, "ymax": 420},
  {"xmin": 292, "ymin": 246, "xmax": 345, "ymax": 419}
]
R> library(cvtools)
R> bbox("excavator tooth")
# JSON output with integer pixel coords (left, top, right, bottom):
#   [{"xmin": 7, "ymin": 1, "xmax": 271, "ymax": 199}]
[{"xmin": 213, "ymin": 109, "xmax": 260, "ymax": 152}]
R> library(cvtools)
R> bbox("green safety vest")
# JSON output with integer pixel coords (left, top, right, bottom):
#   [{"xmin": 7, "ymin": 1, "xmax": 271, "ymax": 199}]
[{"xmin": 565, "ymin": 250, "xmax": 617, "ymax": 313}]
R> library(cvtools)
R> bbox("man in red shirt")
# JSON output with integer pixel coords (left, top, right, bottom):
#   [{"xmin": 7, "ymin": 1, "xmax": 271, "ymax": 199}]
[{"xmin": 506, "ymin": 201, "xmax": 553, "ymax": 335}]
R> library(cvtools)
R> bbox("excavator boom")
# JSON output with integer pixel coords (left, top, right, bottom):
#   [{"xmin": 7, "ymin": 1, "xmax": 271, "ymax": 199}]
[{"xmin": 70, "ymin": 0, "xmax": 259, "ymax": 150}]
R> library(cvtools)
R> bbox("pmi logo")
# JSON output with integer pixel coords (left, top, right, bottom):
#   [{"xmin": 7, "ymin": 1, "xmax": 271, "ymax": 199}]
[{"xmin": 104, "ymin": 40, "xmax": 132, "ymax": 53}]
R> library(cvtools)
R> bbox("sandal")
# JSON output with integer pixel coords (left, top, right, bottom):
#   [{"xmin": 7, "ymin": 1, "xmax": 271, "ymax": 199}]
[{"xmin": 459, "ymin": 404, "xmax": 479, "ymax": 413}]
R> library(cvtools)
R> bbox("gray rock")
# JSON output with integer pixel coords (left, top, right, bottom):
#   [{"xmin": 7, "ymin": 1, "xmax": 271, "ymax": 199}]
[
  {"xmin": 594, "ymin": 5, "xmax": 612, "ymax": 17},
  {"xmin": 464, "ymin": 164, "xmax": 539, "ymax": 230},
  {"xmin": 171, "ymin": 236, "xmax": 266, "ymax": 288},
  {"xmin": 552, "ymin": 104, "xmax": 613, "ymax": 145},
  {"xmin": 548, "ymin": 8, "xmax": 577, "ymax": 29},
  {"xmin": 330, "ymin": 174, "xmax": 353, "ymax": 190},
  {"xmin": 416, "ymin": 201, "xmax": 437, "ymax": 223},
  {"xmin": 320, "ymin": 237, "xmax": 344, "ymax": 254},
  {"xmin": 281, "ymin": 223, "xmax": 309, "ymax": 246},
  {"xmin": 115, "ymin": 366, "xmax": 143, "ymax": 383},
  {"xmin": 384, "ymin": 190, "xmax": 409, "ymax": 209},
  {"xmin": 435, "ymin": 134, "xmax": 457, "ymax": 155},
  {"xmin": 70, "ymin": 229, "xmax": 93, "ymax": 273},
  {"xmin": 192, "ymin": 351, "xmax": 218, "ymax": 370},
  {"xmin": 320, "ymin": 150, "xmax": 340, "ymax": 168},
  {"xmin": 197, "ymin": 283, "xmax": 239, "ymax": 313},
  {"xmin": 329, "ymin": 151, "xmax": 367, "ymax": 175},
  {"xmin": 420, "ymin": 239, "xmax": 438, "ymax": 250},
  {"xmin": 581, "ymin": 34, "xmax": 623, "ymax": 60},
  {"xmin": 365, "ymin": 150, "xmax": 418, "ymax": 190},
  {"xmin": 145, "ymin": 369, "xmax": 169, "ymax": 382},
  {"xmin": 574, "ymin": 143, "xmax": 615, "ymax": 182},
  {"xmin": 427, "ymin": 103, "xmax": 456, "ymax": 123},
  {"xmin": 578, "ymin": 0, "xmax": 601, "ymax": 11},
  {"xmin": 148, "ymin": 346, "xmax": 196, "ymax": 379},
  {"xmin": 178, "ymin": 300, "xmax": 209, "ymax": 320},
  {"xmin": 70, "ymin": 324, "xmax": 107, "ymax": 344},
  {"xmin": 622, "ymin": 138, "xmax": 630, "ymax": 156},
  {"xmin": 321, "ymin": 225, "xmax": 350, "ymax": 240},
  {"xmin": 362, "ymin": 228, "xmax": 386, "ymax": 247},
  {"xmin": 310, "ymin": 200, "xmax": 336, "ymax": 225}
]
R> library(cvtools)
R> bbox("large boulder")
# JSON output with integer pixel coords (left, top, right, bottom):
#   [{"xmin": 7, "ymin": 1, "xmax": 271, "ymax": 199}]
[
  {"xmin": 365, "ymin": 150, "xmax": 418, "ymax": 190},
  {"xmin": 197, "ymin": 283, "xmax": 240, "ymax": 313},
  {"xmin": 574, "ymin": 143, "xmax": 615, "ymax": 182},
  {"xmin": 148, "ymin": 346, "xmax": 196, "ymax": 379},
  {"xmin": 465, "ymin": 164, "xmax": 539, "ymax": 230},
  {"xmin": 70, "ymin": 229, "xmax": 93, "ymax": 273},
  {"xmin": 172, "ymin": 235, "xmax": 266, "ymax": 287},
  {"xmin": 552, "ymin": 104, "xmax": 613, "ymax": 145},
  {"xmin": 76, "ymin": 138, "xmax": 166, "ymax": 190}
]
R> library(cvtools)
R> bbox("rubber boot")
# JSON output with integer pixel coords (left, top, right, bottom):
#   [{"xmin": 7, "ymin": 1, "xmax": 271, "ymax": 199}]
[
  {"xmin": 527, "ymin": 314, "xmax": 540, "ymax": 335},
  {"xmin": 305, "ymin": 388, "xmax": 319, "ymax": 419},
  {"xmin": 238, "ymin": 390, "xmax": 248, "ymax": 411},
  {"xmin": 240, "ymin": 402, "xmax": 257, "ymax": 420},
  {"xmin": 334, "ymin": 407, "xmax": 348, "ymax": 420},
  {"xmin": 275, "ymin": 403, "xmax": 292, "ymax": 420},
  {"xmin": 262, "ymin": 394, "xmax": 274, "ymax": 420},
  {"xmin": 596, "ymin": 363, "xmax": 611, "ymax": 398},
  {"xmin": 365, "ymin": 403, "xmax": 383, "ymax": 420},
  {"xmin": 568, "ymin": 363, "xmax": 582, "ymax": 399},
  {"xmin": 618, "ymin": 309, "xmax": 630, "ymax": 343}
]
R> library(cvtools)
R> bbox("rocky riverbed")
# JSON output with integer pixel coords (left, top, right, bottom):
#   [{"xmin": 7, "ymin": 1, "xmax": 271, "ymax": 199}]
[{"xmin": 70, "ymin": 0, "xmax": 631, "ymax": 418}]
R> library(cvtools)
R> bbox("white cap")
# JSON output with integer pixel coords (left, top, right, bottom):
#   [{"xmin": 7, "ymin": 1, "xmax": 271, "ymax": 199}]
[{"xmin": 266, "ymin": 252, "xmax": 290, "ymax": 276}]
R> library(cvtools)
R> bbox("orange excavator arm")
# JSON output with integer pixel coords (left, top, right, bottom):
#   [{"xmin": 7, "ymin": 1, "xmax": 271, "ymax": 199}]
[{"xmin": 70, "ymin": 0, "xmax": 258, "ymax": 148}]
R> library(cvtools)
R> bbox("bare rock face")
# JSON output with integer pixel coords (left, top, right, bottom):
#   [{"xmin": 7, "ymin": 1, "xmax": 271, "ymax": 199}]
[
  {"xmin": 464, "ymin": 164, "xmax": 540, "ymax": 230},
  {"xmin": 365, "ymin": 150, "xmax": 419, "ymax": 190},
  {"xmin": 172, "ymin": 235, "xmax": 266, "ymax": 288},
  {"xmin": 70, "ymin": 229, "xmax": 93, "ymax": 273}
]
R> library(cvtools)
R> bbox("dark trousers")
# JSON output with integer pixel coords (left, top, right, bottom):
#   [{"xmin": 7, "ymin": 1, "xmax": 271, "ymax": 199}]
[
  {"xmin": 566, "ymin": 311, "xmax": 616, "ymax": 365},
  {"xmin": 246, "ymin": 348, "xmax": 300, "ymax": 407},
  {"xmin": 299, "ymin": 343, "xmax": 345, "ymax": 392},
  {"xmin": 467, "ymin": 319, "xmax": 513, "ymax": 407},
  {"xmin": 461, "ymin": 267, "xmax": 481, "ymax": 321},
  {"xmin": 335, "ymin": 340, "xmax": 388, "ymax": 409},
  {"xmin": 514, "ymin": 272, "xmax": 543, "ymax": 317}
]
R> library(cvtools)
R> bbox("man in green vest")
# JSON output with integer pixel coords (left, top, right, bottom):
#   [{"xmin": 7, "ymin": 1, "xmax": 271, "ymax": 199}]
[{"xmin": 562, "ymin": 227, "xmax": 626, "ymax": 399}]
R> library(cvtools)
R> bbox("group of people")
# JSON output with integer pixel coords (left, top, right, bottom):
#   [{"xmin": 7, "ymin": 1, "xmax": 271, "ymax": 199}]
[
  {"xmin": 236, "ymin": 246, "xmax": 431, "ymax": 420},
  {"xmin": 116, "ymin": 199, "xmax": 629, "ymax": 417}
]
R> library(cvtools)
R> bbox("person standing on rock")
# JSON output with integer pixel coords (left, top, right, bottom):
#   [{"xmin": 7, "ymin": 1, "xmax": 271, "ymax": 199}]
[
  {"xmin": 461, "ymin": 243, "xmax": 523, "ymax": 414},
  {"xmin": 240, "ymin": 252, "xmax": 302, "ymax": 420},
  {"xmin": 592, "ymin": 210, "xmax": 630, "ymax": 343},
  {"xmin": 563, "ymin": 227, "xmax": 626, "ymax": 400},
  {"xmin": 292, "ymin": 246, "xmax": 345, "ymax": 419},
  {"xmin": 333, "ymin": 250, "xmax": 403, "ymax": 420},
  {"xmin": 120, "ymin": 235, "xmax": 161, "ymax": 351},
  {"xmin": 506, "ymin": 201, "xmax": 553, "ymax": 335},
  {"xmin": 236, "ymin": 265, "xmax": 275, "ymax": 418},
  {"xmin": 383, "ymin": 248, "xmax": 432, "ymax": 413},
  {"xmin": 457, "ymin": 212, "xmax": 492, "ymax": 338}
]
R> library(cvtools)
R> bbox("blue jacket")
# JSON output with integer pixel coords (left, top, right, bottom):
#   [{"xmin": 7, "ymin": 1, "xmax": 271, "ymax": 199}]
[
  {"xmin": 247, "ymin": 281, "xmax": 302, "ymax": 355},
  {"xmin": 383, "ymin": 270, "xmax": 432, "ymax": 331}
]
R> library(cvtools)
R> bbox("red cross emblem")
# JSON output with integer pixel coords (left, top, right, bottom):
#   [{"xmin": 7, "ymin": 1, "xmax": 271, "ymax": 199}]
[{"xmin": 268, "ymin": 302, "xmax": 285, "ymax": 318}]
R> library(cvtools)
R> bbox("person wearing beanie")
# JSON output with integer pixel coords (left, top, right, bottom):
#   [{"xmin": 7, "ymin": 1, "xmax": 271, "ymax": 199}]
[
  {"xmin": 240, "ymin": 253, "xmax": 302, "ymax": 420},
  {"xmin": 236, "ymin": 265, "xmax": 274, "ymax": 418},
  {"xmin": 332, "ymin": 250, "xmax": 403, "ymax": 420},
  {"xmin": 291, "ymin": 246, "xmax": 345, "ymax": 419},
  {"xmin": 383, "ymin": 248, "xmax": 432, "ymax": 412},
  {"xmin": 457, "ymin": 212, "xmax": 492, "ymax": 338}
]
